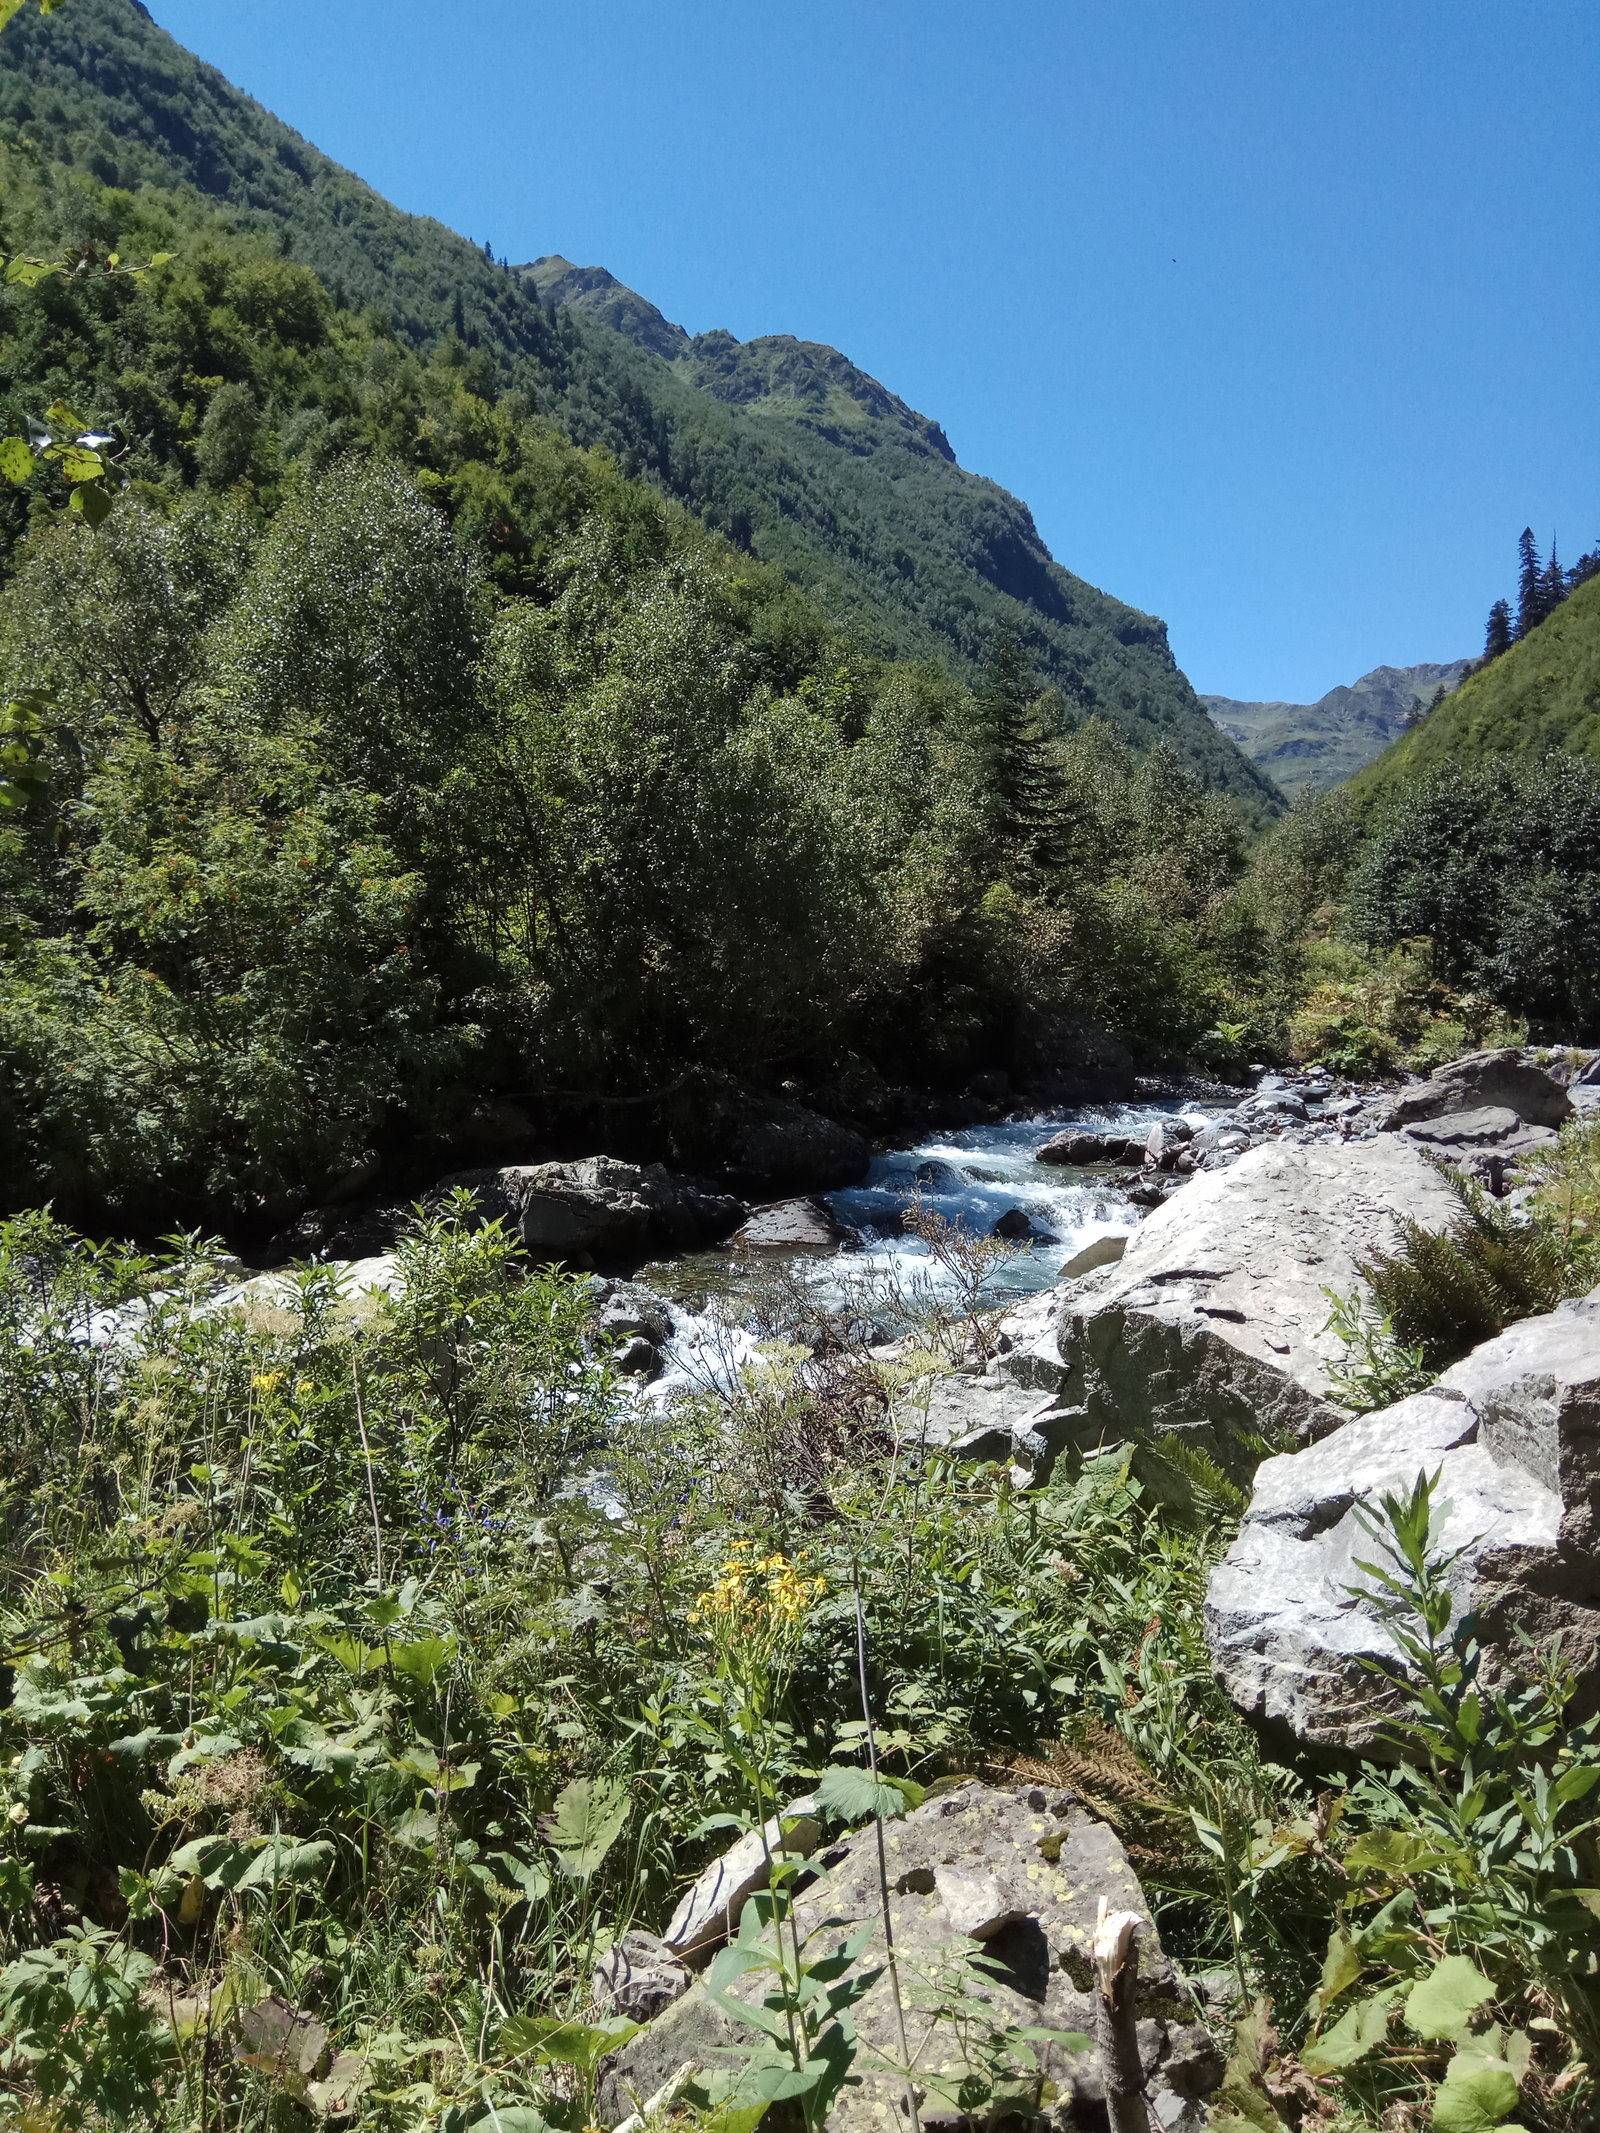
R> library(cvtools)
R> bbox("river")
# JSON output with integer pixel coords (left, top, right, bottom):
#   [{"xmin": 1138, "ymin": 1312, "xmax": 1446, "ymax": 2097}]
[{"xmin": 639, "ymin": 1099, "xmax": 1210, "ymax": 1404}]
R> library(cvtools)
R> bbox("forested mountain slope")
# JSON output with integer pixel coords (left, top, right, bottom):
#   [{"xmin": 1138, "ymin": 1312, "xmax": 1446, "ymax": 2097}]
[
  {"xmin": 1202, "ymin": 659, "xmax": 1470, "ymax": 795},
  {"xmin": 0, "ymin": 0, "xmax": 1278, "ymax": 815},
  {"xmin": 1351, "ymin": 577, "xmax": 1600, "ymax": 802}
]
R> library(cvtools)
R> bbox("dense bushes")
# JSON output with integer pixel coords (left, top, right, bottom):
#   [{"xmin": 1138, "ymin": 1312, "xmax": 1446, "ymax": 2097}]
[
  {"xmin": 1348, "ymin": 755, "xmax": 1600, "ymax": 1039},
  {"xmin": 0, "ymin": 462, "xmax": 1269, "ymax": 1223}
]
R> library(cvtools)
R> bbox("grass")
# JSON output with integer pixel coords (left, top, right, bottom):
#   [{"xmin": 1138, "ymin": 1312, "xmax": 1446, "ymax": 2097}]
[{"xmin": 0, "ymin": 1191, "xmax": 1594, "ymax": 2130}]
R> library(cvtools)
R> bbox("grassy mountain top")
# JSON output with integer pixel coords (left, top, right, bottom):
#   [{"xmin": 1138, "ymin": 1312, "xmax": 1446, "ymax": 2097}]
[
  {"xmin": 522, "ymin": 255, "xmax": 956, "ymax": 455},
  {"xmin": 1351, "ymin": 579, "xmax": 1600, "ymax": 802},
  {"xmin": 1203, "ymin": 659, "xmax": 1470, "ymax": 796},
  {"xmin": 0, "ymin": 0, "xmax": 1278, "ymax": 816}
]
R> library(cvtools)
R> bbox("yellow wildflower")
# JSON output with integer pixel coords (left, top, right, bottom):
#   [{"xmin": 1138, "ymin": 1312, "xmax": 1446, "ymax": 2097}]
[{"xmin": 251, "ymin": 1371, "xmax": 284, "ymax": 1394}]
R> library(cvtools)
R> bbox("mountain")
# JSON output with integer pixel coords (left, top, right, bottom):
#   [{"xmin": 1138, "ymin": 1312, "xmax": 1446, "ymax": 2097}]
[
  {"xmin": 1201, "ymin": 661, "xmax": 1472, "ymax": 796},
  {"xmin": 1351, "ymin": 576, "xmax": 1600, "ymax": 804},
  {"xmin": 0, "ymin": 0, "xmax": 1280, "ymax": 818}
]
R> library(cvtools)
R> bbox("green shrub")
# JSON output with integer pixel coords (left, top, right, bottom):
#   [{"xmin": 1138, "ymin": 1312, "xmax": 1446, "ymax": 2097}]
[
  {"xmin": 1357, "ymin": 1161, "xmax": 1578, "ymax": 1372},
  {"xmin": 1349, "ymin": 755, "xmax": 1600, "ymax": 1038}
]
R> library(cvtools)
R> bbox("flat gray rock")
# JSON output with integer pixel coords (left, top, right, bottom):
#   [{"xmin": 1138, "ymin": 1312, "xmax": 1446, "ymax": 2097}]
[
  {"xmin": 1385, "ymin": 1047, "xmax": 1573, "ymax": 1130},
  {"xmin": 600, "ymin": 1782, "xmax": 1221, "ymax": 2133},
  {"xmin": 730, "ymin": 1198, "xmax": 858, "ymax": 1252},
  {"xmin": 1401, "ymin": 1104, "xmax": 1524, "ymax": 1148},
  {"xmin": 1206, "ymin": 1288, "xmax": 1600, "ymax": 1751}
]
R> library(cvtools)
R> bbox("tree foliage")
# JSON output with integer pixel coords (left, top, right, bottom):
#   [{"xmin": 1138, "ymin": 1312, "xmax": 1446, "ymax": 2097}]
[{"xmin": 1348, "ymin": 754, "xmax": 1600, "ymax": 1036}]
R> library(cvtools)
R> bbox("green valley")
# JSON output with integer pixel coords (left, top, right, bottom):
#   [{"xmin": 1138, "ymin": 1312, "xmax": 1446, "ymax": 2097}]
[{"xmin": 0, "ymin": 0, "xmax": 1278, "ymax": 815}]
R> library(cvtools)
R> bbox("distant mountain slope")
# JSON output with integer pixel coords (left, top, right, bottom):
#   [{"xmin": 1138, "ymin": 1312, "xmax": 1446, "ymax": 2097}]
[
  {"xmin": 1202, "ymin": 661, "xmax": 1471, "ymax": 795},
  {"xmin": 0, "ymin": 0, "xmax": 1280, "ymax": 817},
  {"xmin": 1351, "ymin": 578, "xmax": 1600, "ymax": 804}
]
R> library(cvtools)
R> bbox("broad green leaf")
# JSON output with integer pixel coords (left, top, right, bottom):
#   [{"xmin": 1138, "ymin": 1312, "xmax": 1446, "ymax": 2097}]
[
  {"xmin": 815, "ymin": 1765, "xmax": 913, "ymax": 1823},
  {"xmin": 389, "ymin": 1808, "xmax": 439, "ymax": 1850},
  {"xmin": 44, "ymin": 401, "xmax": 87, "ymax": 431},
  {"xmin": 1302, "ymin": 1990, "xmax": 1395, "ymax": 2074},
  {"xmin": 497, "ymin": 2014, "xmax": 640, "ymax": 2072},
  {"xmin": 1344, "ymin": 1828, "xmax": 1460, "ymax": 1878},
  {"xmin": 464, "ymin": 2112, "xmax": 552, "ymax": 2133},
  {"xmin": 1308, "ymin": 1926, "xmax": 1364, "ymax": 2020},
  {"xmin": 0, "ymin": 1857, "xmax": 34, "ymax": 1912},
  {"xmin": 0, "ymin": 436, "xmax": 33, "ymax": 484},
  {"xmin": 55, "ymin": 445, "xmax": 102, "ymax": 483},
  {"xmin": 1405, "ymin": 1955, "xmax": 1495, "ymax": 2041},
  {"xmin": 389, "ymin": 1635, "xmax": 456, "ymax": 1684},
  {"xmin": 70, "ymin": 478, "xmax": 114, "ymax": 528},
  {"xmin": 306, "ymin": 2050, "xmax": 373, "ymax": 2115},
  {"xmin": 168, "ymin": 1833, "xmax": 250, "ymax": 1888},
  {"xmin": 1431, "ymin": 2052, "xmax": 1521, "ymax": 2133},
  {"xmin": 4, "ymin": 257, "xmax": 61, "ymax": 286},
  {"xmin": 236, "ymin": 1837, "xmax": 334, "ymax": 1892},
  {"xmin": 536, "ymin": 1775, "xmax": 629, "ymax": 1880}
]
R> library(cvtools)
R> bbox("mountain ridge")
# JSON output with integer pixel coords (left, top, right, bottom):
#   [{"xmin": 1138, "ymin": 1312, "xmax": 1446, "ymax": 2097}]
[
  {"xmin": 1202, "ymin": 659, "xmax": 1471, "ymax": 795},
  {"xmin": 1351, "ymin": 579, "xmax": 1600, "ymax": 803},
  {"xmin": 0, "ymin": 0, "xmax": 1280, "ymax": 817}
]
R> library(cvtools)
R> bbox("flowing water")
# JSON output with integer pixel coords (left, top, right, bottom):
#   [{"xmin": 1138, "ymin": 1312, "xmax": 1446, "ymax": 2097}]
[{"xmin": 640, "ymin": 1099, "xmax": 1216, "ymax": 1404}]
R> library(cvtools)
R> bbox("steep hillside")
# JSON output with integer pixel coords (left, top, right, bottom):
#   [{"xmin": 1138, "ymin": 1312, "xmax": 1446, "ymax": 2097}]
[
  {"xmin": 0, "ymin": 0, "xmax": 1279, "ymax": 816},
  {"xmin": 1352, "ymin": 578, "xmax": 1600, "ymax": 803},
  {"xmin": 1202, "ymin": 660, "xmax": 1470, "ymax": 794}
]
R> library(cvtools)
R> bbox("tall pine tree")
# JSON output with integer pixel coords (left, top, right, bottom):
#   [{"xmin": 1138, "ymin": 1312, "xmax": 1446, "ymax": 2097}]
[
  {"xmin": 969, "ymin": 631, "xmax": 1074, "ymax": 875},
  {"xmin": 1539, "ymin": 539, "xmax": 1567, "ymax": 623},
  {"xmin": 1515, "ymin": 526, "xmax": 1543, "ymax": 638},
  {"xmin": 1483, "ymin": 598, "xmax": 1513, "ymax": 660}
]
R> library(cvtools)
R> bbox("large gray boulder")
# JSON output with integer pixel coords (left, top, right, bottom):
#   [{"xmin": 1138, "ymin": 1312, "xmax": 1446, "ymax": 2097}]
[
  {"xmin": 442, "ymin": 1158, "xmax": 743, "ymax": 1262},
  {"xmin": 1030, "ymin": 1139, "xmax": 1463, "ymax": 1475},
  {"xmin": 730, "ymin": 1198, "xmax": 859, "ymax": 1253},
  {"xmin": 1385, "ymin": 1047, "xmax": 1574, "ymax": 1130},
  {"xmin": 1206, "ymin": 1289, "xmax": 1600, "ymax": 1752},
  {"xmin": 599, "ymin": 1782, "xmax": 1221, "ymax": 2133}
]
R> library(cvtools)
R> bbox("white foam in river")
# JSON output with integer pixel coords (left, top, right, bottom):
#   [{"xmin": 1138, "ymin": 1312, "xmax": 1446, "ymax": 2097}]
[{"xmin": 641, "ymin": 1101, "xmax": 1186, "ymax": 1404}]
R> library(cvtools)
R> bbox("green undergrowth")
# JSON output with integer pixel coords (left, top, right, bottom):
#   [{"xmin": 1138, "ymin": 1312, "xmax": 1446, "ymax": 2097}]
[
  {"xmin": 0, "ymin": 1202, "xmax": 1595, "ymax": 2130},
  {"xmin": 1327, "ymin": 1117, "xmax": 1600, "ymax": 1410}
]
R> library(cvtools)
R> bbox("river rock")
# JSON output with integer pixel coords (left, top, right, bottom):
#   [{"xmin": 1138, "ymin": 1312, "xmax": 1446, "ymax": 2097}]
[
  {"xmin": 992, "ymin": 1206, "xmax": 1038, "ymax": 1239},
  {"xmin": 1060, "ymin": 1232, "xmax": 1129, "ymax": 1279},
  {"xmin": 731, "ymin": 1198, "xmax": 858, "ymax": 1252},
  {"xmin": 914, "ymin": 1369, "xmax": 1080, "ymax": 1481},
  {"xmin": 1036, "ymin": 1130, "xmax": 1113, "ymax": 1165},
  {"xmin": 592, "ymin": 1931, "xmax": 691, "ymax": 2023},
  {"xmin": 663, "ymin": 1798, "xmax": 823, "ymax": 1958},
  {"xmin": 1400, "ymin": 1104, "xmax": 1527, "ymax": 1149},
  {"xmin": 599, "ymin": 1782, "xmax": 1222, "ymax": 2133},
  {"xmin": 593, "ymin": 1281, "xmax": 675, "ymax": 1346},
  {"xmin": 1029, "ymin": 1139, "xmax": 1464, "ymax": 1479},
  {"xmin": 442, "ymin": 1158, "xmax": 743, "ymax": 1263},
  {"xmin": 1384, "ymin": 1048, "xmax": 1574, "ymax": 1131},
  {"xmin": 1205, "ymin": 1287, "xmax": 1600, "ymax": 1753}
]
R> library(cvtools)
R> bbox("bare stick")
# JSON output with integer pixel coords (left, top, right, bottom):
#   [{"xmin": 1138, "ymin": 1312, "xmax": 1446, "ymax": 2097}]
[
  {"xmin": 1093, "ymin": 1899, "xmax": 1154, "ymax": 2133},
  {"xmin": 853, "ymin": 1561, "xmax": 922, "ymax": 2133}
]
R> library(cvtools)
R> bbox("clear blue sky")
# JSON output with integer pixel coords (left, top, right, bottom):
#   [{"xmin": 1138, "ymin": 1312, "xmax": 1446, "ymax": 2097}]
[{"xmin": 150, "ymin": 0, "xmax": 1597, "ymax": 702}]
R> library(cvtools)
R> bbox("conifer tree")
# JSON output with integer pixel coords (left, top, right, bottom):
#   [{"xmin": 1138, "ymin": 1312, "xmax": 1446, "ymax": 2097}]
[
  {"xmin": 1515, "ymin": 526, "xmax": 1542, "ymax": 638},
  {"xmin": 969, "ymin": 630, "xmax": 1074, "ymax": 874},
  {"xmin": 1483, "ymin": 598, "xmax": 1513, "ymax": 661},
  {"xmin": 1539, "ymin": 539, "xmax": 1567, "ymax": 623}
]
